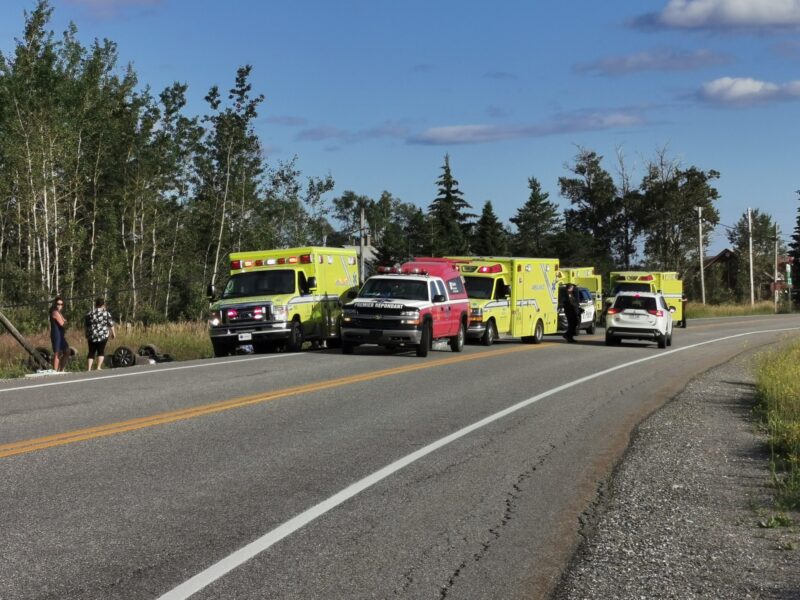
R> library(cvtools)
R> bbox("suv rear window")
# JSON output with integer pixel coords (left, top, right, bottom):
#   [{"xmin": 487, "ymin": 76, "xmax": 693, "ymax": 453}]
[{"xmin": 613, "ymin": 295, "xmax": 657, "ymax": 311}]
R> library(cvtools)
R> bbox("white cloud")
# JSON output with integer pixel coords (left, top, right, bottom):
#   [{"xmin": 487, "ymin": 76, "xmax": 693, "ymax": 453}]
[
  {"xmin": 638, "ymin": 0, "xmax": 800, "ymax": 30},
  {"xmin": 699, "ymin": 76, "xmax": 800, "ymax": 105},
  {"xmin": 409, "ymin": 111, "xmax": 645, "ymax": 145},
  {"xmin": 576, "ymin": 48, "xmax": 730, "ymax": 75}
]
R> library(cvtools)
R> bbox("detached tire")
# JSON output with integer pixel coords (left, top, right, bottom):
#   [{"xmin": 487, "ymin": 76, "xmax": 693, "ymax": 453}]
[
  {"xmin": 287, "ymin": 321, "xmax": 304, "ymax": 352},
  {"xmin": 416, "ymin": 322, "xmax": 432, "ymax": 357},
  {"xmin": 450, "ymin": 322, "xmax": 465, "ymax": 352},
  {"xmin": 112, "ymin": 346, "xmax": 136, "ymax": 368}
]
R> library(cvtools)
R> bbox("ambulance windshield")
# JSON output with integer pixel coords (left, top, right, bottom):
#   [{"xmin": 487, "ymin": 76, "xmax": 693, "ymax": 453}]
[
  {"xmin": 359, "ymin": 277, "xmax": 428, "ymax": 301},
  {"xmin": 222, "ymin": 270, "xmax": 295, "ymax": 298},
  {"xmin": 462, "ymin": 276, "xmax": 494, "ymax": 300}
]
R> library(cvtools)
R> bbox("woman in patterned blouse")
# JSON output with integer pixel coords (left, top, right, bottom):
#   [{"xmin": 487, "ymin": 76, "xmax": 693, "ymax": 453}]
[{"xmin": 85, "ymin": 297, "xmax": 116, "ymax": 371}]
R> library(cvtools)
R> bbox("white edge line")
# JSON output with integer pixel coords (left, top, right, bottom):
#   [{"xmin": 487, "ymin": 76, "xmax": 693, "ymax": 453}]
[
  {"xmin": 159, "ymin": 326, "xmax": 800, "ymax": 600},
  {"xmin": 0, "ymin": 353, "xmax": 304, "ymax": 395}
]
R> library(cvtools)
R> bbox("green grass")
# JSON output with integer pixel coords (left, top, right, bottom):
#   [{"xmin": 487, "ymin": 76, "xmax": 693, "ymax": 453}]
[
  {"xmin": 756, "ymin": 339, "xmax": 800, "ymax": 509},
  {"xmin": 687, "ymin": 300, "xmax": 778, "ymax": 318},
  {"xmin": 0, "ymin": 321, "xmax": 213, "ymax": 379}
]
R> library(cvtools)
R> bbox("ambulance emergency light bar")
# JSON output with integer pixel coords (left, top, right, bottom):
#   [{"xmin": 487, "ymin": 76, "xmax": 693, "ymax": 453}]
[{"xmin": 231, "ymin": 254, "xmax": 314, "ymax": 270}]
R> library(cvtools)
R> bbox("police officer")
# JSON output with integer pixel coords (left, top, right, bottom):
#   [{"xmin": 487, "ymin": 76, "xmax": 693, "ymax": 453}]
[{"xmin": 563, "ymin": 283, "xmax": 581, "ymax": 343}]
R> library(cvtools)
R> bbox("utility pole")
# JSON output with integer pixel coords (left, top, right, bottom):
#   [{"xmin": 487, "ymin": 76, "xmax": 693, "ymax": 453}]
[
  {"xmin": 696, "ymin": 206, "xmax": 706, "ymax": 304},
  {"xmin": 748, "ymin": 208, "xmax": 755, "ymax": 306},
  {"xmin": 774, "ymin": 223, "xmax": 779, "ymax": 314},
  {"xmin": 359, "ymin": 206, "xmax": 365, "ymax": 285}
]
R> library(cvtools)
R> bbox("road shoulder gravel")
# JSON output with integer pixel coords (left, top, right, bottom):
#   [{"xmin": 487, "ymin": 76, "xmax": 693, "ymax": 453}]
[{"xmin": 553, "ymin": 344, "xmax": 800, "ymax": 600}]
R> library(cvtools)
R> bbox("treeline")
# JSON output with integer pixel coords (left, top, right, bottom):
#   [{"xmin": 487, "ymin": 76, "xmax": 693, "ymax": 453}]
[{"xmin": 0, "ymin": 2, "xmax": 789, "ymax": 326}]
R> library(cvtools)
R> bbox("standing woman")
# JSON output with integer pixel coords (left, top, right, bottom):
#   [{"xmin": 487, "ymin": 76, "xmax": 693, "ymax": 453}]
[{"xmin": 49, "ymin": 296, "xmax": 70, "ymax": 372}]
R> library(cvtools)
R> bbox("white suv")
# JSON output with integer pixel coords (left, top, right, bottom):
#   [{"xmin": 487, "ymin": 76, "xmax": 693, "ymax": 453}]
[{"xmin": 605, "ymin": 292, "xmax": 674, "ymax": 348}]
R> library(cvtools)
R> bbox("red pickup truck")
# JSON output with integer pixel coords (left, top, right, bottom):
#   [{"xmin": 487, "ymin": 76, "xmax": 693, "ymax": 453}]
[{"xmin": 340, "ymin": 260, "xmax": 470, "ymax": 356}]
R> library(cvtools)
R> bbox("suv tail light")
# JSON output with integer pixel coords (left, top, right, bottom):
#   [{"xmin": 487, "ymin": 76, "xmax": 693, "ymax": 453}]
[
  {"xmin": 647, "ymin": 309, "xmax": 664, "ymax": 317},
  {"xmin": 607, "ymin": 308, "xmax": 620, "ymax": 315}
]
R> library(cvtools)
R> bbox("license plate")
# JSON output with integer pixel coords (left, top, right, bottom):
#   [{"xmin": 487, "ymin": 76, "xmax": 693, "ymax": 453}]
[{"xmin": 238, "ymin": 333, "xmax": 253, "ymax": 341}]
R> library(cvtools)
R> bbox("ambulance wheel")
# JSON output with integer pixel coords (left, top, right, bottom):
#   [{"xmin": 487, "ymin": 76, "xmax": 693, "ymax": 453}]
[
  {"xmin": 481, "ymin": 320, "xmax": 497, "ymax": 346},
  {"xmin": 287, "ymin": 321, "xmax": 303, "ymax": 352},
  {"xmin": 532, "ymin": 319, "xmax": 544, "ymax": 344},
  {"xmin": 450, "ymin": 322, "xmax": 465, "ymax": 352},
  {"xmin": 341, "ymin": 341, "xmax": 355, "ymax": 355},
  {"xmin": 416, "ymin": 322, "xmax": 432, "ymax": 357},
  {"xmin": 211, "ymin": 340, "xmax": 232, "ymax": 357},
  {"xmin": 657, "ymin": 333, "xmax": 667, "ymax": 349},
  {"xmin": 586, "ymin": 321, "xmax": 596, "ymax": 335}
]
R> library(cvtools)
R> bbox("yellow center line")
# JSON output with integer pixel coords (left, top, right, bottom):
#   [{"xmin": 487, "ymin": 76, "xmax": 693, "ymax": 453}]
[{"xmin": 0, "ymin": 344, "xmax": 547, "ymax": 459}]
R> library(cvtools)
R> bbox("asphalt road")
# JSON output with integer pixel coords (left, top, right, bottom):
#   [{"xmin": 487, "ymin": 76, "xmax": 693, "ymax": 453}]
[{"xmin": 1, "ymin": 314, "xmax": 798, "ymax": 600}]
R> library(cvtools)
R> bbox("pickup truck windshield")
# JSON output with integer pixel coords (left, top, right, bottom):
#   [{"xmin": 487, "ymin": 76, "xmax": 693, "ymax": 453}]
[
  {"xmin": 222, "ymin": 270, "xmax": 295, "ymax": 298},
  {"xmin": 359, "ymin": 278, "xmax": 429, "ymax": 301},
  {"xmin": 462, "ymin": 276, "xmax": 494, "ymax": 300}
]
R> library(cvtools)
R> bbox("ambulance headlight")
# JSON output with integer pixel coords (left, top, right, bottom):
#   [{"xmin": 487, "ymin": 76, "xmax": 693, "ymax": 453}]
[
  {"xmin": 272, "ymin": 305, "xmax": 288, "ymax": 321},
  {"xmin": 209, "ymin": 311, "xmax": 221, "ymax": 327}
]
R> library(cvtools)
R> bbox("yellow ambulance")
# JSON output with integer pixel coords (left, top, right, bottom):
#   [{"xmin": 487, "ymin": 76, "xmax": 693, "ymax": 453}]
[
  {"xmin": 444, "ymin": 256, "xmax": 560, "ymax": 344},
  {"xmin": 207, "ymin": 247, "xmax": 359, "ymax": 356},
  {"xmin": 608, "ymin": 271, "xmax": 685, "ymax": 327},
  {"xmin": 559, "ymin": 267, "xmax": 603, "ymax": 315}
]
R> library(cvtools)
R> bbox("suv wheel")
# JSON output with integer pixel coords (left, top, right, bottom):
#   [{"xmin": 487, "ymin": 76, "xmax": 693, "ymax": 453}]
[
  {"xmin": 450, "ymin": 322, "xmax": 465, "ymax": 352},
  {"xmin": 586, "ymin": 320, "xmax": 596, "ymax": 335},
  {"xmin": 657, "ymin": 333, "xmax": 667, "ymax": 349}
]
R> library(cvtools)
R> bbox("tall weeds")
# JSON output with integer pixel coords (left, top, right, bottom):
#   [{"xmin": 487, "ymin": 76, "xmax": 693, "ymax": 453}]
[{"xmin": 756, "ymin": 340, "xmax": 800, "ymax": 509}]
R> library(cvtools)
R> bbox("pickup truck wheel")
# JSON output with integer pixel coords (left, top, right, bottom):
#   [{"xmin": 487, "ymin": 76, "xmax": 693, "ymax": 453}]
[
  {"xmin": 287, "ymin": 321, "xmax": 303, "ymax": 352},
  {"xmin": 450, "ymin": 322, "xmax": 465, "ymax": 352},
  {"xmin": 416, "ymin": 322, "xmax": 431, "ymax": 357},
  {"xmin": 211, "ymin": 340, "xmax": 232, "ymax": 357},
  {"xmin": 341, "ymin": 341, "xmax": 355, "ymax": 355},
  {"xmin": 481, "ymin": 320, "xmax": 496, "ymax": 346}
]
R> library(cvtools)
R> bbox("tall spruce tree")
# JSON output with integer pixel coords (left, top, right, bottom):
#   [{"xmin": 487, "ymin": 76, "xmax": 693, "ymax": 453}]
[
  {"xmin": 510, "ymin": 177, "xmax": 561, "ymax": 256},
  {"xmin": 790, "ymin": 190, "xmax": 800, "ymax": 293},
  {"xmin": 428, "ymin": 154, "xmax": 473, "ymax": 255},
  {"xmin": 471, "ymin": 201, "xmax": 508, "ymax": 256},
  {"xmin": 558, "ymin": 149, "xmax": 618, "ymax": 258}
]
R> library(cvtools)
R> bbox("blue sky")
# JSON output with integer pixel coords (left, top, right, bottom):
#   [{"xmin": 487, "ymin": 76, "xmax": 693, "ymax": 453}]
[{"xmin": 2, "ymin": 0, "xmax": 799, "ymax": 253}]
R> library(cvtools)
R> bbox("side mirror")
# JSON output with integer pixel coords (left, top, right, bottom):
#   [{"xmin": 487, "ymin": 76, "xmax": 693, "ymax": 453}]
[
  {"xmin": 307, "ymin": 276, "xmax": 317, "ymax": 291},
  {"xmin": 206, "ymin": 284, "xmax": 216, "ymax": 301},
  {"xmin": 345, "ymin": 290, "xmax": 357, "ymax": 300},
  {"xmin": 433, "ymin": 294, "xmax": 446, "ymax": 303}
]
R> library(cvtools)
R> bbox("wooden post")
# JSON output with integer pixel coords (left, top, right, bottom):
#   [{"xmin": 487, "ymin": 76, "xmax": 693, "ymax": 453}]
[{"xmin": 0, "ymin": 310, "xmax": 51, "ymax": 370}]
